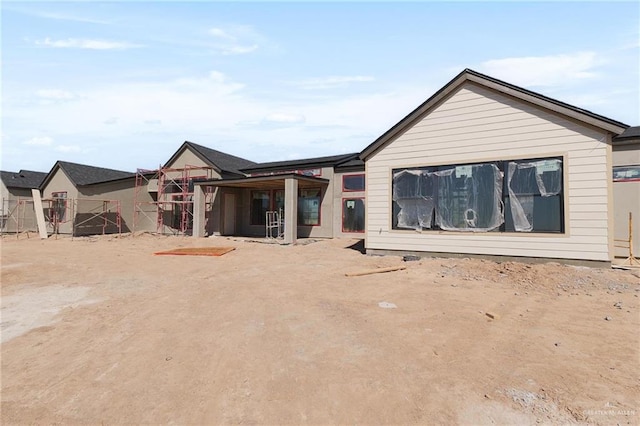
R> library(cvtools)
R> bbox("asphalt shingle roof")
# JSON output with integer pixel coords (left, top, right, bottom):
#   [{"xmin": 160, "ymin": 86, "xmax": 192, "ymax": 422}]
[
  {"xmin": 614, "ymin": 126, "xmax": 640, "ymax": 141},
  {"xmin": 241, "ymin": 153, "xmax": 359, "ymax": 172},
  {"xmin": 55, "ymin": 161, "xmax": 134, "ymax": 186},
  {"xmin": 0, "ymin": 169, "xmax": 47, "ymax": 189},
  {"xmin": 184, "ymin": 142, "xmax": 256, "ymax": 175}
]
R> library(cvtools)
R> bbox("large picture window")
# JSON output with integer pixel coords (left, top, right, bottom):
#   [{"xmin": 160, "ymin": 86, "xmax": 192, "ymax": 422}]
[
  {"xmin": 298, "ymin": 188, "xmax": 321, "ymax": 226},
  {"xmin": 342, "ymin": 198, "xmax": 365, "ymax": 233},
  {"xmin": 392, "ymin": 157, "xmax": 563, "ymax": 233}
]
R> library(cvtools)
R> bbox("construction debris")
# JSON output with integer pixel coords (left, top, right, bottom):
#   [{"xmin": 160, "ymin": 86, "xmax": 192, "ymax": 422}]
[
  {"xmin": 154, "ymin": 247, "xmax": 235, "ymax": 257},
  {"xmin": 345, "ymin": 266, "xmax": 406, "ymax": 277}
]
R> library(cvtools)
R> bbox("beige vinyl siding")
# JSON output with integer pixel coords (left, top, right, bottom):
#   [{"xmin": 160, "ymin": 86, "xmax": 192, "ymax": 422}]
[
  {"xmin": 366, "ymin": 82, "xmax": 611, "ymax": 262},
  {"xmin": 612, "ymin": 142, "xmax": 640, "ymax": 256}
]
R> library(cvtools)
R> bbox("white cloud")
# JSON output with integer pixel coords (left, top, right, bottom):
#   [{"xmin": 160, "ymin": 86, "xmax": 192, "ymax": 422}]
[
  {"xmin": 104, "ymin": 117, "xmax": 118, "ymax": 125},
  {"xmin": 478, "ymin": 52, "xmax": 602, "ymax": 87},
  {"xmin": 55, "ymin": 145, "xmax": 81, "ymax": 153},
  {"xmin": 35, "ymin": 38, "xmax": 142, "ymax": 50},
  {"xmin": 220, "ymin": 44, "xmax": 259, "ymax": 55},
  {"xmin": 291, "ymin": 75, "xmax": 376, "ymax": 90},
  {"xmin": 207, "ymin": 24, "xmax": 266, "ymax": 55},
  {"xmin": 24, "ymin": 136, "xmax": 53, "ymax": 146},
  {"xmin": 209, "ymin": 28, "xmax": 236, "ymax": 41},
  {"xmin": 174, "ymin": 70, "xmax": 245, "ymax": 94},
  {"xmin": 36, "ymin": 89, "xmax": 75, "ymax": 100},
  {"xmin": 263, "ymin": 113, "xmax": 306, "ymax": 124},
  {"xmin": 4, "ymin": 6, "xmax": 111, "ymax": 25}
]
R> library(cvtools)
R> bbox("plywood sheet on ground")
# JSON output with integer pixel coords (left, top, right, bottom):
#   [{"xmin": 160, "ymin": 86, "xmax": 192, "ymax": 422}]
[{"xmin": 154, "ymin": 247, "xmax": 235, "ymax": 256}]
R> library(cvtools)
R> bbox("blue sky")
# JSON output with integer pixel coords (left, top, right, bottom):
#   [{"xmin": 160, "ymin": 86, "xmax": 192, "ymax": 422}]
[{"xmin": 2, "ymin": 1, "xmax": 639, "ymax": 173}]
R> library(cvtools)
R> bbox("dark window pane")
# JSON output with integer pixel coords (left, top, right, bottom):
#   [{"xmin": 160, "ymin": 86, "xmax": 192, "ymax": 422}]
[
  {"xmin": 298, "ymin": 188, "xmax": 321, "ymax": 225},
  {"xmin": 506, "ymin": 158, "xmax": 563, "ymax": 233},
  {"xmin": 343, "ymin": 174, "xmax": 365, "ymax": 191},
  {"xmin": 343, "ymin": 198, "xmax": 365, "ymax": 232},
  {"xmin": 251, "ymin": 190, "xmax": 270, "ymax": 225}
]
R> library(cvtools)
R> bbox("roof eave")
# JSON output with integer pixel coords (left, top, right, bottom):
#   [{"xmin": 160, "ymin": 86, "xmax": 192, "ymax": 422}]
[
  {"xmin": 360, "ymin": 69, "xmax": 628, "ymax": 161},
  {"xmin": 163, "ymin": 141, "xmax": 223, "ymax": 174}
]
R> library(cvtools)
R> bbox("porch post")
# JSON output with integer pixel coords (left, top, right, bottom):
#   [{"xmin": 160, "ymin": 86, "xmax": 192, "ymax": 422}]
[
  {"xmin": 284, "ymin": 177, "xmax": 298, "ymax": 244},
  {"xmin": 192, "ymin": 184, "xmax": 206, "ymax": 237}
]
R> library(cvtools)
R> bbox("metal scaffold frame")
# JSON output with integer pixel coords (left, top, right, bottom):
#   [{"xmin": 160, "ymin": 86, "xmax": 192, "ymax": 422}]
[
  {"xmin": 133, "ymin": 164, "xmax": 216, "ymax": 235},
  {"xmin": 1, "ymin": 197, "xmax": 122, "ymax": 237},
  {"xmin": 72, "ymin": 199, "xmax": 122, "ymax": 237},
  {"xmin": 0, "ymin": 198, "xmax": 38, "ymax": 237}
]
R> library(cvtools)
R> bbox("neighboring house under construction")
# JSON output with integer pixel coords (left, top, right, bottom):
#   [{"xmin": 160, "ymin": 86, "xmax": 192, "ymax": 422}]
[{"xmin": 0, "ymin": 169, "xmax": 47, "ymax": 234}]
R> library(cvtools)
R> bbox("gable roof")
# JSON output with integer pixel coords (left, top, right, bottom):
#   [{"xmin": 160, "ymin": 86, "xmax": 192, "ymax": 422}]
[
  {"xmin": 241, "ymin": 153, "xmax": 360, "ymax": 173},
  {"xmin": 360, "ymin": 68, "xmax": 629, "ymax": 160},
  {"xmin": 41, "ymin": 161, "xmax": 134, "ymax": 189},
  {"xmin": 1, "ymin": 169, "xmax": 47, "ymax": 189},
  {"xmin": 164, "ymin": 141, "xmax": 256, "ymax": 176}
]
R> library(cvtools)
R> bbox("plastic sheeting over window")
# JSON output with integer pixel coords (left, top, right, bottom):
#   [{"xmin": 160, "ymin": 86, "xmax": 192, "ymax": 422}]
[
  {"xmin": 392, "ymin": 170, "xmax": 435, "ymax": 229},
  {"xmin": 507, "ymin": 159, "xmax": 562, "ymax": 232},
  {"xmin": 435, "ymin": 164, "xmax": 504, "ymax": 232},
  {"xmin": 392, "ymin": 164, "xmax": 504, "ymax": 232}
]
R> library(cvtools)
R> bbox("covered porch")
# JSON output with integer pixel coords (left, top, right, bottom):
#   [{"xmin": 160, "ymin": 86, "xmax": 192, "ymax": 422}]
[{"xmin": 193, "ymin": 174, "xmax": 330, "ymax": 244}]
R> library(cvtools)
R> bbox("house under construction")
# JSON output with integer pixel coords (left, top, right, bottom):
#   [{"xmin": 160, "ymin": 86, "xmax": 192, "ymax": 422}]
[{"xmin": 133, "ymin": 141, "xmax": 257, "ymax": 235}]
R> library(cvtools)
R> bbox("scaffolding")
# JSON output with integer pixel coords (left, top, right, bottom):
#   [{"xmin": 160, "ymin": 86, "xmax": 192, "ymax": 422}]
[
  {"xmin": 133, "ymin": 164, "xmax": 216, "ymax": 235},
  {"xmin": 1, "ymin": 197, "xmax": 122, "ymax": 237},
  {"xmin": 72, "ymin": 199, "xmax": 122, "ymax": 237},
  {"xmin": 0, "ymin": 198, "xmax": 38, "ymax": 237}
]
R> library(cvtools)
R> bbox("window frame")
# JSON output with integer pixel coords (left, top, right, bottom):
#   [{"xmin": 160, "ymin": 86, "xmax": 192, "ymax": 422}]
[
  {"xmin": 51, "ymin": 191, "xmax": 68, "ymax": 223},
  {"xmin": 298, "ymin": 187, "xmax": 322, "ymax": 226},
  {"xmin": 342, "ymin": 173, "xmax": 365, "ymax": 192},
  {"xmin": 390, "ymin": 156, "xmax": 564, "ymax": 234},
  {"xmin": 250, "ymin": 190, "xmax": 271, "ymax": 226},
  {"xmin": 342, "ymin": 197, "xmax": 365, "ymax": 233}
]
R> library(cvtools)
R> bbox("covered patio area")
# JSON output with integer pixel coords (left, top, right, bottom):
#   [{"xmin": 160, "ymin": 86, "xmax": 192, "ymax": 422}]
[{"xmin": 193, "ymin": 173, "xmax": 330, "ymax": 244}]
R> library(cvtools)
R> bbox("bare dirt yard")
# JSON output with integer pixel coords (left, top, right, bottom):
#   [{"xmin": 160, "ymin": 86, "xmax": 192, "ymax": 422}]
[{"xmin": 1, "ymin": 234, "xmax": 639, "ymax": 425}]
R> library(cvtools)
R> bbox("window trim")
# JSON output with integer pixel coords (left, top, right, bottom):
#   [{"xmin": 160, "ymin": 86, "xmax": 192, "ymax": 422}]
[
  {"xmin": 342, "ymin": 197, "xmax": 365, "ymax": 233},
  {"xmin": 342, "ymin": 173, "xmax": 365, "ymax": 192},
  {"xmin": 298, "ymin": 187, "xmax": 322, "ymax": 226},
  {"xmin": 250, "ymin": 189, "xmax": 271, "ymax": 226},
  {"xmin": 389, "ymin": 155, "xmax": 565, "ymax": 235},
  {"xmin": 51, "ymin": 191, "xmax": 68, "ymax": 223}
]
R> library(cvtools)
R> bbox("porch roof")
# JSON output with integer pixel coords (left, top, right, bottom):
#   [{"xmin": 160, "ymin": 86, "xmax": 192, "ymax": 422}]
[{"xmin": 194, "ymin": 173, "xmax": 330, "ymax": 190}]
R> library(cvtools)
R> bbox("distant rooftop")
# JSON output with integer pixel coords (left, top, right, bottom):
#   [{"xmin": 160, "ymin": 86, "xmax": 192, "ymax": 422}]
[
  {"xmin": 1, "ymin": 169, "xmax": 47, "ymax": 189},
  {"xmin": 241, "ymin": 153, "xmax": 360, "ymax": 172},
  {"xmin": 46, "ymin": 161, "xmax": 134, "ymax": 187}
]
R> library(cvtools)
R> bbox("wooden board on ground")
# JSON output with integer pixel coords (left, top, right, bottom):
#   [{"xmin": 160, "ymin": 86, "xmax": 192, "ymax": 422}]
[
  {"xmin": 154, "ymin": 247, "xmax": 235, "ymax": 257},
  {"xmin": 345, "ymin": 265, "xmax": 406, "ymax": 277}
]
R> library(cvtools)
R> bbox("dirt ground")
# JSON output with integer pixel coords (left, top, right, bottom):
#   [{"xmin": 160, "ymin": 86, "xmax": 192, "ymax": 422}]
[{"xmin": 1, "ymin": 233, "xmax": 639, "ymax": 425}]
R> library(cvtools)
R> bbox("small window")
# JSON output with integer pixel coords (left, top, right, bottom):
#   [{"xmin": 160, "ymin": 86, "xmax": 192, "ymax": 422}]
[
  {"xmin": 343, "ymin": 174, "xmax": 365, "ymax": 192},
  {"xmin": 342, "ymin": 198, "xmax": 365, "ymax": 233},
  {"xmin": 613, "ymin": 165, "xmax": 640, "ymax": 182},
  {"xmin": 298, "ymin": 188, "xmax": 321, "ymax": 226},
  {"xmin": 51, "ymin": 192, "xmax": 67, "ymax": 222},
  {"xmin": 250, "ymin": 190, "xmax": 270, "ymax": 225}
]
